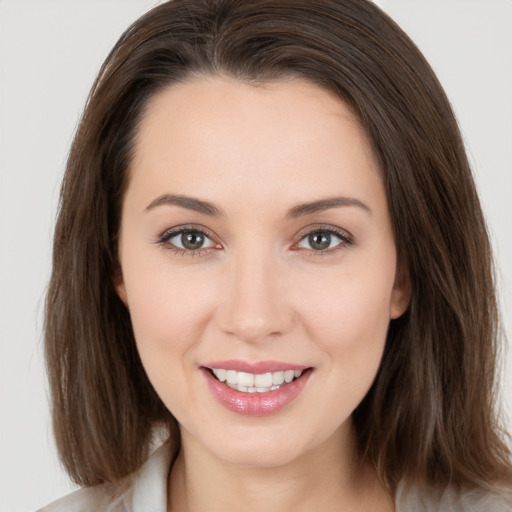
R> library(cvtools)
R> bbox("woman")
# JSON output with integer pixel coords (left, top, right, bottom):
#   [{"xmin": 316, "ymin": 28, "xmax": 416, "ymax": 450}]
[{"xmin": 40, "ymin": 0, "xmax": 512, "ymax": 510}]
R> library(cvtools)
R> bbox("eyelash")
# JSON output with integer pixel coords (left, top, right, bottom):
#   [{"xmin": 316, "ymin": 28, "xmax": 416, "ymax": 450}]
[
  {"xmin": 156, "ymin": 225, "xmax": 354, "ymax": 257},
  {"xmin": 292, "ymin": 226, "xmax": 353, "ymax": 256},
  {"xmin": 156, "ymin": 225, "xmax": 220, "ymax": 257}
]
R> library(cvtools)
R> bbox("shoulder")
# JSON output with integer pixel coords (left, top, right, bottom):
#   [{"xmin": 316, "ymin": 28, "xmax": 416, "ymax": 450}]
[
  {"xmin": 37, "ymin": 441, "xmax": 173, "ymax": 512},
  {"xmin": 396, "ymin": 480, "xmax": 512, "ymax": 512},
  {"xmin": 36, "ymin": 485, "xmax": 116, "ymax": 512}
]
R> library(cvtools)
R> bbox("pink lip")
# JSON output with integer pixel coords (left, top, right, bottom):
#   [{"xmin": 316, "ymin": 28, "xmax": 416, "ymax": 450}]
[
  {"xmin": 203, "ymin": 359, "xmax": 309, "ymax": 373},
  {"xmin": 201, "ymin": 365, "xmax": 312, "ymax": 416}
]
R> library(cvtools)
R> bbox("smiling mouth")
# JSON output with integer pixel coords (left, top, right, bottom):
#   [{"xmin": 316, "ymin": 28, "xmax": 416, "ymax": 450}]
[{"xmin": 208, "ymin": 368, "xmax": 307, "ymax": 393}]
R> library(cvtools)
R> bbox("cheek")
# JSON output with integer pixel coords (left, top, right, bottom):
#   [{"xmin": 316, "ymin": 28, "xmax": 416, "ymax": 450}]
[
  {"xmin": 120, "ymin": 252, "xmax": 219, "ymax": 396},
  {"xmin": 122, "ymin": 237, "xmax": 218, "ymax": 334},
  {"xmin": 300, "ymin": 262, "xmax": 394, "ymax": 347},
  {"xmin": 296, "ymin": 254, "xmax": 396, "ymax": 400}
]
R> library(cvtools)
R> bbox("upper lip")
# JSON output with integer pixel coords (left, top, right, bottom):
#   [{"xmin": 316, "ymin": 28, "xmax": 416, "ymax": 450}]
[{"xmin": 202, "ymin": 359, "xmax": 310, "ymax": 374}]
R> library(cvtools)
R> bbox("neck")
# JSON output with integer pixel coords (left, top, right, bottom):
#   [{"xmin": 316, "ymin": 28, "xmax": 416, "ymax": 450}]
[{"xmin": 167, "ymin": 420, "xmax": 393, "ymax": 512}]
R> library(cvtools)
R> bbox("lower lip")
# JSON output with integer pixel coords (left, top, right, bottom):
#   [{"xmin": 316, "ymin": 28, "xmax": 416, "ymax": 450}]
[{"xmin": 202, "ymin": 368, "xmax": 312, "ymax": 416}]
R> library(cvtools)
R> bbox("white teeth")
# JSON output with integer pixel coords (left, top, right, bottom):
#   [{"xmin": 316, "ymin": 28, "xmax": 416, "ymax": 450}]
[
  {"xmin": 272, "ymin": 371, "xmax": 285, "ymax": 385},
  {"xmin": 226, "ymin": 370, "xmax": 237, "ymax": 385},
  {"xmin": 214, "ymin": 368, "xmax": 227, "ymax": 382},
  {"xmin": 284, "ymin": 370, "xmax": 295, "ymax": 383},
  {"xmin": 237, "ymin": 371, "xmax": 254, "ymax": 388},
  {"xmin": 254, "ymin": 372, "xmax": 273, "ymax": 388},
  {"xmin": 211, "ymin": 368, "xmax": 305, "ymax": 392}
]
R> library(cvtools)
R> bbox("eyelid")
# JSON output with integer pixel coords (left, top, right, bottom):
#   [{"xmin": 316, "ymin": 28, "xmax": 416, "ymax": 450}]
[
  {"xmin": 155, "ymin": 223, "xmax": 353, "ymax": 257},
  {"xmin": 156, "ymin": 224, "xmax": 222, "ymax": 254},
  {"xmin": 291, "ymin": 224, "xmax": 354, "ymax": 253}
]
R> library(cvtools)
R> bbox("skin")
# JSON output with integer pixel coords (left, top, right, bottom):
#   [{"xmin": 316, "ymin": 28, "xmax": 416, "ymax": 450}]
[{"xmin": 116, "ymin": 76, "xmax": 410, "ymax": 511}]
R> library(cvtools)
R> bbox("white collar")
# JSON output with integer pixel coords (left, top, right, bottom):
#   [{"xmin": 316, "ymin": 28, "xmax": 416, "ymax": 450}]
[{"xmin": 128, "ymin": 441, "xmax": 173, "ymax": 512}]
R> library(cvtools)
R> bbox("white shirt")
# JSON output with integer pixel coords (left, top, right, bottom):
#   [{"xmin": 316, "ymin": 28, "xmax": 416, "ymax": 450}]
[
  {"xmin": 37, "ymin": 442, "xmax": 172, "ymax": 512},
  {"xmin": 38, "ymin": 441, "xmax": 512, "ymax": 511}
]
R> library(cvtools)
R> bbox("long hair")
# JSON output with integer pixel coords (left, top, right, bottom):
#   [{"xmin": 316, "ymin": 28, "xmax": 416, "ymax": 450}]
[{"xmin": 45, "ymin": 0, "xmax": 511, "ymax": 490}]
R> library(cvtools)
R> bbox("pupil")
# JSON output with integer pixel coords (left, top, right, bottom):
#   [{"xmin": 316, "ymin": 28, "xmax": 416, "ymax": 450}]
[
  {"xmin": 182, "ymin": 231, "xmax": 204, "ymax": 250},
  {"xmin": 309, "ymin": 232, "xmax": 330, "ymax": 250}
]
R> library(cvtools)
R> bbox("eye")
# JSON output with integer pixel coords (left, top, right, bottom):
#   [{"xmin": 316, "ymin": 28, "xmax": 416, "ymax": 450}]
[
  {"xmin": 295, "ymin": 227, "xmax": 352, "ymax": 253},
  {"xmin": 158, "ymin": 227, "xmax": 220, "ymax": 254}
]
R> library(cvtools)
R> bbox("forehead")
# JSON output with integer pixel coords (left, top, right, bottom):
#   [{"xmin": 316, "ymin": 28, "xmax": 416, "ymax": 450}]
[{"xmin": 128, "ymin": 76, "xmax": 384, "ymax": 213}]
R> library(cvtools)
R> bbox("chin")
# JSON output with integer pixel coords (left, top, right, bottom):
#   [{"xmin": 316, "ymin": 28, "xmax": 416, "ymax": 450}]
[
  {"xmin": 218, "ymin": 442, "xmax": 306, "ymax": 468},
  {"xmin": 196, "ymin": 421, "xmax": 335, "ymax": 469}
]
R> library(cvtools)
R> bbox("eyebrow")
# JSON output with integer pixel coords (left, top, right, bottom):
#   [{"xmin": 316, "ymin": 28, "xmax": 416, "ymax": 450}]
[
  {"xmin": 145, "ymin": 194, "xmax": 223, "ymax": 216},
  {"xmin": 286, "ymin": 196, "xmax": 372, "ymax": 218},
  {"xmin": 144, "ymin": 193, "xmax": 371, "ymax": 218}
]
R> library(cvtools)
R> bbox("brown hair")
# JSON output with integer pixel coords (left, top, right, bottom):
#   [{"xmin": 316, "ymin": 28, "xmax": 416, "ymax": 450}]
[{"xmin": 45, "ymin": 0, "xmax": 511, "ymax": 492}]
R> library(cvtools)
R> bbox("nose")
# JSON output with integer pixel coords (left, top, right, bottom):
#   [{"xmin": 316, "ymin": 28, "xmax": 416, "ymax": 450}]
[{"xmin": 215, "ymin": 245, "xmax": 294, "ymax": 343}]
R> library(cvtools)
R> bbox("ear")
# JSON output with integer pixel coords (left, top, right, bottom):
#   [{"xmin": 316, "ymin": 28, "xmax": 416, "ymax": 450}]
[
  {"xmin": 390, "ymin": 262, "xmax": 411, "ymax": 319},
  {"xmin": 113, "ymin": 266, "xmax": 128, "ymax": 306}
]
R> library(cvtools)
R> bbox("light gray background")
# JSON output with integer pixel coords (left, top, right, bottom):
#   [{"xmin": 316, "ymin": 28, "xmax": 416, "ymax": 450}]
[{"xmin": 1, "ymin": 1, "xmax": 511, "ymax": 511}]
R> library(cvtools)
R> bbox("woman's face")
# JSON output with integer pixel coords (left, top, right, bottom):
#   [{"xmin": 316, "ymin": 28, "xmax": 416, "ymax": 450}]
[{"xmin": 116, "ymin": 77, "xmax": 409, "ymax": 467}]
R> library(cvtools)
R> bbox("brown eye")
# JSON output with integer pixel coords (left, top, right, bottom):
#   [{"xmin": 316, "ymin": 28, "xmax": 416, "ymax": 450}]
[
  {"xmin": 308, "ymin": 232, "xmax": 331, "ymax": 250},
  {"xmin": 296, "ymin": 228, "xmax": 352, "ymax": 252},
  {"xmin": 181, "ymin": 231, "xmax": 206, "ymax": 250},
  {"xmin": 162, "ymin": 228, "xmax": 217, "ymax": 252}
]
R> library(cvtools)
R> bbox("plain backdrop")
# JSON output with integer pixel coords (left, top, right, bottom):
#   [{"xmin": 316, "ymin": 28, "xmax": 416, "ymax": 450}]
[{"xmin": 1, "ymin": 1, "xmax": 511, "ymax": 511}]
